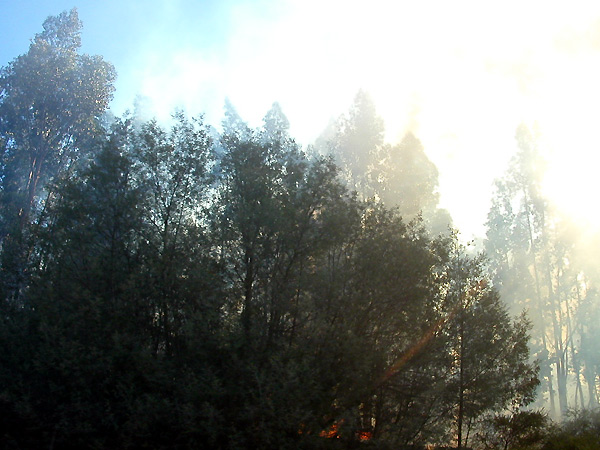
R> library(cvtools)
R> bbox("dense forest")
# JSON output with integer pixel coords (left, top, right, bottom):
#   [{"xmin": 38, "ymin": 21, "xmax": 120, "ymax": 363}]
[{"xmin": 0, "ymin": 9, "xmax": 599, "ymax": 450}]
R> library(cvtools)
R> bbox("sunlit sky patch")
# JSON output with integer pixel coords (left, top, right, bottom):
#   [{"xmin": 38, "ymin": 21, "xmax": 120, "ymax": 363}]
[{"xmin": 3, "ymin": 0, "xmax": 600, "ymax": 238}]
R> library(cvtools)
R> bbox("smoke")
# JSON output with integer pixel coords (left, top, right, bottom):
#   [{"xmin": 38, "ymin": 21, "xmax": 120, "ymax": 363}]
[{"xmin": 81, "ymin": 0, "xmax": 600, "ymax": 237}]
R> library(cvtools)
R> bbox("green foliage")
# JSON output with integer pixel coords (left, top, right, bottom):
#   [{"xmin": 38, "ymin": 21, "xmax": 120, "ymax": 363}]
[
  {"xmin": 320, "ymin": 91, "xmax": 451, "ymax": 235},
  {"xmin": 0, "ymin": 7, "xmax": 115, "ymax": 304},
  {"xmin": 475, "ymin": 410, "xmax": 550, "ymax": 450},
  {"xmin": 329, "ymin": 89, "xmax": 384, "ymax": 193},
  {"xmin": 0, "ymin": 12, "xmax": 541, "ymax": 449},
  {"xmin": 373, "ymin": 133, "xmax": 441, "ymax": 223},
  {"xmin": 0, "ymin": 8, "xmax": 115, "ymax": 206},
  {"xmin": 542, "ymin": 409, "xmax": 600, "ymax": 450}
]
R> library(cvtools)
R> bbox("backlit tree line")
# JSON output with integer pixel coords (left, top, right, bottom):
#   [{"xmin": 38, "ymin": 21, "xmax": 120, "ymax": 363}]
[
  {"xmin": 1, "ymin": 9, "xmax": 597, "ymax": 450},
  {"xmin": 485, "ymin": 125, "xmax": 600, "ymax": 419}
]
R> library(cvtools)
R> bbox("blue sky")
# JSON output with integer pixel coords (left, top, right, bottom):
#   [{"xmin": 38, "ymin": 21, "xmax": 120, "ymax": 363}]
[
  {"xmin": 0, "ymin": 0, "xmax": 237, "ymax": 62},
  {"xmin": 3, "ymin": 0, "xmax": 600, "ymax": 237},
  {"xmin": 1, "ymin": 0, "xmax": 243, "ymax": 117}
]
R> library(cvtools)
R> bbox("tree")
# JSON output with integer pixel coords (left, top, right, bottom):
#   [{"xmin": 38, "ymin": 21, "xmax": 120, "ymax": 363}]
[
  {"xmin": 327, "ymin": 90, "xmax": 384, "ymax": 196},
  {"xmin": 132, "ymin": 112, "xmax": 217, "ymax": 356},
  {"xmin": 578, "ymin": 288, "xmax": 600, "ymax": 408},
  {"xmin": 260, "ymin": 101, "xmax": 293, "ymax": 148},
  {"xmin": 443, "ymin": 246, "xmax": 538, "ymax": 448},
  {"xmin": 484, "ymin": 124, "xmax": 596, "ymax": 419},
  {"xmin": 221, "ymin": 98, "xmax": 251, "ymax": 141},
  {"xmin": 0, "ymin": 119, "xmax": 226, "ymax": 449},
  {"xmin": 128, "ymin": 114, "xmax": 226, "ymax": 448},
  {"xmin": 373, "ymin": 132, "xmax": 452, "ymax": 234},
  {"xmin": 371, "ymin": 237, "xmax": 538, "ymax": 449},
  {"xmin": 373, "ymin": 132, "xmax": 438, "ymax": 217},
  {"xmin": 1, "ymin": 134, "xmax": 148, "ymax": 448},
  {"xmin": 210, "ymin": 103, "xmax": 362, "ymax": 447},
  {"xmin": 475, "ymin": 410, "xmax": 550, "ymax": 450},
  {"xmin": 318, "ymin": 92, "xmax": 451, "ymax": 234},
  {"xmin": 0, "ymin": 8, "xmax": 116, "ymax": 303},
  {"xmin": 320, "ymin": 206, "xmax": 445, "ymax": 447}
]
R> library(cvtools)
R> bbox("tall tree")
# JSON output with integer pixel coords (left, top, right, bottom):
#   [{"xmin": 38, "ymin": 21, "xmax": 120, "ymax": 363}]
[
  {"xmin": 1, "ymin": 120, "xmax": 225, "ymax": 449},
  {"xmin": 578, "ymin": 287, "xmax": 600, "ymax": 408},
  {"xmin": 318, "ymin": 92, "xmax": 451, "ymax": 234},
  {"xmin": 328, "ymin": 90, "xmax": 384, "ymax": 195},
  {"xmin": 373, "ymin": 133, "xmax": 435, "ymax": 214},
  {"xmin": 485, "ymin": 124, "xmax": 593, "ymax": 419},
  {"xmin": 373, "ymin": 132, "xmax": 452, "ymax": 234},
  {"xmin": 210, "ymin": 104, "xmax": 359, "ymax": 447},
  {"xmin": 317, "ymin": 206, "xmax": 445, "ymax": 447},
  {"xmin": 0, "ymin": 8, "xmax": 116, "ymax": 303}
]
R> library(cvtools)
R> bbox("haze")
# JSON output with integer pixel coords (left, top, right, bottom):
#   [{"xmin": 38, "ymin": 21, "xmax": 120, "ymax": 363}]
[
  {"xmin": 4, "ymin": 3, "xmax": 600, "ymax": 446},
  {"xmin": 3, "ymin": 0, "xmax": 600, "ymax": 238}
]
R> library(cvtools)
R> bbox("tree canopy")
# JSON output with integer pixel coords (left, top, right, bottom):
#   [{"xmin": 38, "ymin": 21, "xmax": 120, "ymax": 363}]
[
  {"xmin": 0, "ymin": 8, "xmax": 115, "ymax": 304},
  {"xmin": 0, "ymin": 10, "xmax": 554, "ymax": 450}
]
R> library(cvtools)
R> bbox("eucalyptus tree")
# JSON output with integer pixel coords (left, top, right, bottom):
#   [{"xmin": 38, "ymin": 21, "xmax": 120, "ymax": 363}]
[
  {"xmin": 373, "ymin": 132, "xmax": 439, "ymax": 218},
  {"xmin": 578, "ymin": 287, "xmax": 600, "ymax": 408},
  {"xmin": 325, "ymin": 90, "xmax": 384, "ymax": 196},
  {"xmin": 372, "ymin": 132, "xmax": 452, "ymax": 234},
  {"xmin": 485, "ymin": 124, "xmax": 593, "ymax": 419},
  {"xmin": 0, "ymin": 8, "xmax": 115, "ymax": 303},
  {"xmin": 320, "ymin": 92, "xmax": 451, "ymax": 234}
]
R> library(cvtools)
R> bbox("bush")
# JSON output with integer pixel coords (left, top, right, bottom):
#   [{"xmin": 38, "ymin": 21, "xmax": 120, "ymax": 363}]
[{"xmin": 542, "ymin": 409, "xmax": 600, "ymax": 450}]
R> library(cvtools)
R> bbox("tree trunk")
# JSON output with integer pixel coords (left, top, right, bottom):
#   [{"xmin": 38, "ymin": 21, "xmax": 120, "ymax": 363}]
[{"xmin": 242, "ymin": 246, "xmax": 255, "ymax": 343}]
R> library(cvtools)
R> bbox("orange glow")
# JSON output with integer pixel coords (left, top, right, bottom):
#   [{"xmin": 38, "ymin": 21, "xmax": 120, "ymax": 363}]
[
  {"xmin": 318, "ymin": 421, "xmax": 372, "ymax": 441},
  {"xmin": 319, "ymin": 422, "xmax": 341, "ymax": 439},
  {"xmin": 357, "ymin": 430, "xmax": 373, "ymax": 441}
]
